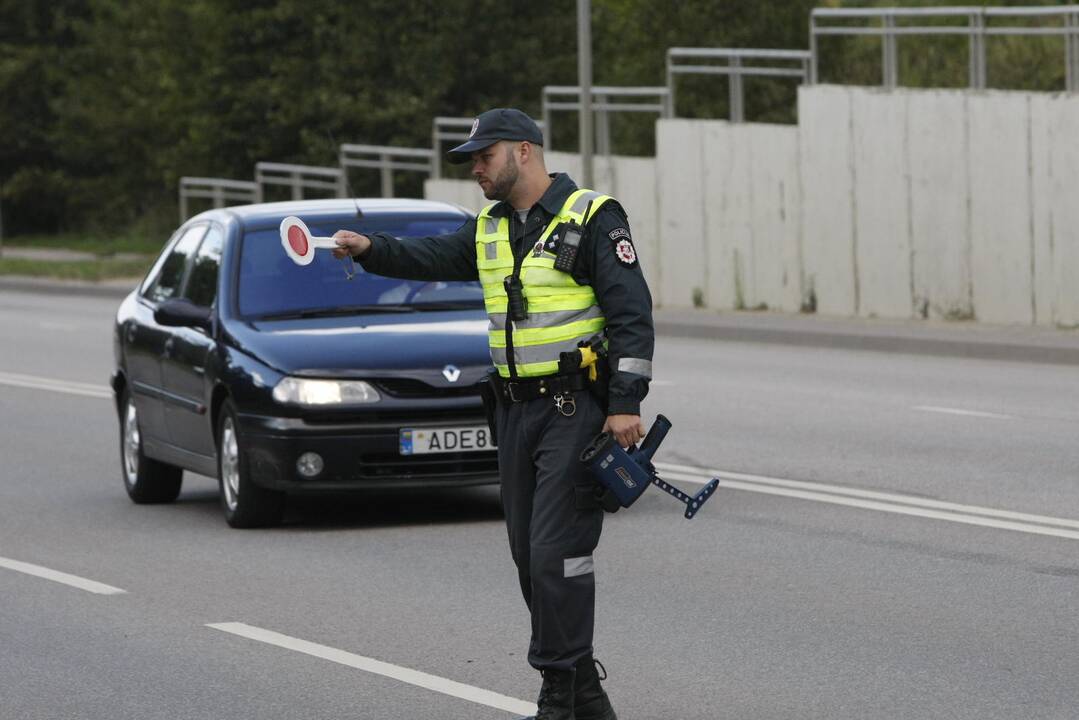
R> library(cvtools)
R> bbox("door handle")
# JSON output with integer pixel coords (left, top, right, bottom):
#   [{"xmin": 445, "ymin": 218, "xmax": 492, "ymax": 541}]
[{"xmin": 164, "ymin": 338, "xmax": 175, "ymax": 356}]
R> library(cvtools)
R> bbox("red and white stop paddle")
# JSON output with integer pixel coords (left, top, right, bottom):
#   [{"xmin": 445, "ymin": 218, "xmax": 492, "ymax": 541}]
[
  {"xmin": 279, "ymin": 216, "xmax": 338, "ymax": 266},
  {"xmin": 279, "ymin": 215, "xmax": 356, "ymax": 279}
]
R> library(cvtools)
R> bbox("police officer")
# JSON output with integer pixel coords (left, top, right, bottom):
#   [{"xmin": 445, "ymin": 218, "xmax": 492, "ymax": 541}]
[{"xmin": 332, "ymin": 108, "xmax": 653, "ymax": 720}]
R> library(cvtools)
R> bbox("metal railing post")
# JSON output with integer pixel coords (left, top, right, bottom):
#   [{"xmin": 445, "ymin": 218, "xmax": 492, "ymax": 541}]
[
  {"xmin": 380, "ymin": 152, "xmax": 393, "ymax": 198},
  {"xmin": 665, "ymin": 55, "xmax": 677, "ymax": 116},
  {"xmin": 179, "ymin": 191, "xmax": 187, "ymax": 224},
  {"xmin": 212, "ymin": 186, "xmax": 224, "ymax": 208},
  {"xmin": 542, "ymin": 94, "xmax": 552, "ymax": 148},
  {"xmin": 882, "ymin": 12, "xmax": 898, "ymax": 88},
  {"xmin": 596, "ymin": 95, "xmax": 611, "ymax": 156},
  {"xmin": 729, "ymin": 56, "xmax": 744, "ymax": 122},
  {"xmin": 809, "ymin": 15, "xmax": 818, "ymax": 85},
  {"xmin": 431, "ymin": 118, "xmax": 442, "ymax": 180},
  {"xmin": 1067, "ymin": 11, "xmax": 1077, "ymax": 92},
  {"xmin": 971, "ymin": 10, "xmax": 987, "ymax": 89}
]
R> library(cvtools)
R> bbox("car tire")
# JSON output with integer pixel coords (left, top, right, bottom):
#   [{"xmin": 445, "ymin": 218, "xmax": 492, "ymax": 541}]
[
  {"xmin": 217, "ymin": 399, "xmax": 284, "ymax": 528},
  {"xmin": 119, "ymin": 387, "xmax": 183, "ymax": 503}
]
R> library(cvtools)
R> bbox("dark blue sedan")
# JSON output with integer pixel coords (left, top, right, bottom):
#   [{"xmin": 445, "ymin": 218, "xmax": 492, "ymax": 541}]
[{"xmin": 111, "ymin": 199, "xmax": 498, "ymax": 528}]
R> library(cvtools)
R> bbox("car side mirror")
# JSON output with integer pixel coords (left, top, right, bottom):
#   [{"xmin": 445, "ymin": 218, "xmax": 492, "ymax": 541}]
[{"xmin": 155, "ymin": 298, "xmax": 213, "ymax": 332}]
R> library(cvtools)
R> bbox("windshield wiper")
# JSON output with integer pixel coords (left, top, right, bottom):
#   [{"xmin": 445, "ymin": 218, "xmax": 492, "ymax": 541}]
[{"xmin": 255, "ymin": 304, "xmax": 417, "ymax": 320}]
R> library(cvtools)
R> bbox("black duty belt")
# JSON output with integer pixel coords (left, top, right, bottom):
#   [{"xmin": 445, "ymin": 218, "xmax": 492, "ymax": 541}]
[{"xmin": 496, "ymin": 372, "xmax": 588, "ymax": 403}]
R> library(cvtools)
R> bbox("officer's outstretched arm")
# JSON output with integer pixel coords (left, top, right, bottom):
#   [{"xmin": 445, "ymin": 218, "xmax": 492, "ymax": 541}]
[{"xmin": 331, "ymin": 218, "xmax": 480, "ymax": 282}]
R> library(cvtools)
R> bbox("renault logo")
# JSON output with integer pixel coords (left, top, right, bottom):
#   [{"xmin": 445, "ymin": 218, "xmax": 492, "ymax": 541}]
[{"xmin": 442, "ymin": 365, "xmax": 462, "ymax": 383}]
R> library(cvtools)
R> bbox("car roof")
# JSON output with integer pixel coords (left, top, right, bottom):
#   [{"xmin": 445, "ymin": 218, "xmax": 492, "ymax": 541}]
[{"xmin": 189, "ymin": 198, "xmax": 474, "ymax": 229}]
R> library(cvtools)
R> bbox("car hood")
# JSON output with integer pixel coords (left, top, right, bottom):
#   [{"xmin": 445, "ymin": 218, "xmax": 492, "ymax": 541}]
[{"xmin": 226, "ymin": 310, "xmax": 493, "ymax": 385}]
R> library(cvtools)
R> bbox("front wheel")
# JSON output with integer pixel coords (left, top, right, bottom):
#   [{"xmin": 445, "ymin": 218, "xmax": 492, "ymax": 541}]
[
  {"xmin": 119, "ymin": 388, "xmax": 183, "ymax": 503},
  {"xmin": 217, "ymin": 400, "xmax": 284, "ymax": 528}
]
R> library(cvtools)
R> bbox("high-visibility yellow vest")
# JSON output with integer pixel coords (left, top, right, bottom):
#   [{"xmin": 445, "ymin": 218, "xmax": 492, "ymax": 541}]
[{"xmin": 476, "ymin": 188, "xmax": 612, "ymax": 378}]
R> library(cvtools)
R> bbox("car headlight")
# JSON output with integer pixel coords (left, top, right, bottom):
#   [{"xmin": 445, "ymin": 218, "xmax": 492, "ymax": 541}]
[{"xmin": 272, "ymin": 377, "xmax": 381, "ymax": 406}]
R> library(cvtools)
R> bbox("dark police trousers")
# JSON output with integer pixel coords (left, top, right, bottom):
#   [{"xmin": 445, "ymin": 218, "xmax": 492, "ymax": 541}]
[{"xmin": 496, "ymin": 386, "xmax": 606, "ymax": 671}]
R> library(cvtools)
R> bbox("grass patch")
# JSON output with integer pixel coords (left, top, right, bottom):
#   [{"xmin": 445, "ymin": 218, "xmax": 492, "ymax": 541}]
[
  {"xmin": 0, "ymin": 256, "xmax": 152, "ymax": 282},
  {"xmin": 4, "ymin": 230, "xmax": 167, "ymax": 256}
]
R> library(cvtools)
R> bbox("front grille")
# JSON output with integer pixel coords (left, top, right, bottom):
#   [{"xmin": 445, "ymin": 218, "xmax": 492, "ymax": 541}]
[
  {"xmin": 357, "ymin": 450, "xmax": 499, "ymax": 480},
  {"xmin": 374, "ymin": 378, "xmax": 482, "ymax": 399}
]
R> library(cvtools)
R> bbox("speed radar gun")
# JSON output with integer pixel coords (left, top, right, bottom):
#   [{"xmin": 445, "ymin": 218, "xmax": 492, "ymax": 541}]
[
  {"xmin": 580, "ymin": 414, "xmax": 720, "ymax": 519},
  {"xmin": 280, "ymin": 216, "xmax": 356, "ymax": 279}
]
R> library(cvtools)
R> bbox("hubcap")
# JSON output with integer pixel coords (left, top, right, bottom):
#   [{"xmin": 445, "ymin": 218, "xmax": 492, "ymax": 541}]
[
  {"xmin": 220, "ymin": 418, "xmax": 240, "ymax": 512},
  {"xmin": 123, "ymin": 400, "xmax": 140, "ymax": 487}
]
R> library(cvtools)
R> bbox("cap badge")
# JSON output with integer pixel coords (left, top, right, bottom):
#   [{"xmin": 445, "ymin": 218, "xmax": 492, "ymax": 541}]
[{"xmin": 469, "ymin": 118, "xmax": 479, "ymax": 138}]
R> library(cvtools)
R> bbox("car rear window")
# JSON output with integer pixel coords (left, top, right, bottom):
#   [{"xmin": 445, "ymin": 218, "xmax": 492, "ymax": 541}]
[{"xmin": 237, "ymin": 215, "xmax": 484, "ymax": 318}]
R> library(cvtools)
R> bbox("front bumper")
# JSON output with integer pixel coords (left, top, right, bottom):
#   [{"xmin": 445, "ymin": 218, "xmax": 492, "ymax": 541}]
[{"xmin": 236, "ymin": 409, "xmax": 499, "ymax": 493}]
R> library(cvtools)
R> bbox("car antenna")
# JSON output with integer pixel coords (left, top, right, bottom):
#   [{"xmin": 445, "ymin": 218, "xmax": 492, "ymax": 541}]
[{"xmin": 327, "ymin": 128, "xmax": 364, "ymax": 219}]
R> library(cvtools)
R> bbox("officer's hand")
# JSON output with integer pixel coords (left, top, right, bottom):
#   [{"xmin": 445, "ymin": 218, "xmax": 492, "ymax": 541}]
[
  {"xmin": 604, "ymin": 414, "xmax": 646, "ymax": 449},
  {"xmin": 332, "ymin": 230, "xmax": 371, "ymax": 260}
]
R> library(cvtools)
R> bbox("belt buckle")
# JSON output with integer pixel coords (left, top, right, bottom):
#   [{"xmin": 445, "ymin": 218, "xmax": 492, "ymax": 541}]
[{"xmin": 506, "ymin": 382, "xmax": 522, "ymax": 403}]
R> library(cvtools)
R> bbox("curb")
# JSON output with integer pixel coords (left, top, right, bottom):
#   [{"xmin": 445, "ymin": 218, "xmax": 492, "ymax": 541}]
[
  {"xmin": 655, "ymin": 317, "xmax": 1079, "ymax": 366},
  {"xmin": 0, "ymin": 276, "xmax": 136, "ymax": 300}
]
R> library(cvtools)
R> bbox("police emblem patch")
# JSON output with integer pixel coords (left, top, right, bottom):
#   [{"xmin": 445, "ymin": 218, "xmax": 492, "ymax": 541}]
[{"xmin": 614, "ymin": 237, "xmax": 637, "ymax": 266}]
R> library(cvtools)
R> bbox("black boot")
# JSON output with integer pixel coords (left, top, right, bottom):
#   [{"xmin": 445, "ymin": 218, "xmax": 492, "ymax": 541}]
[
  {"xmin": 518, "ymin": 668, "xmax": 576, "ymax": 720},
  {"xmin": 573, "ymin": 656, "xmax": 617, "ymax": 720}
]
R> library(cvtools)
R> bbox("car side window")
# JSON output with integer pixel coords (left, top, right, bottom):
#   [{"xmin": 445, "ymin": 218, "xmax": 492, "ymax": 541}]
[
  {"xmin": 183, "ymin": 225, "xmax": 225, "ymax": 308},
  {"xmin": 144, "ymin": 224, "xmax": 207, "ymax": 303}
]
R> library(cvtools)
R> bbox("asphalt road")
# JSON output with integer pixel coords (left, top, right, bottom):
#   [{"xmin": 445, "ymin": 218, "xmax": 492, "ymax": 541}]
[{"xmin": 1, "ymin": 289, "xmax": 1077, "ymax": 720}]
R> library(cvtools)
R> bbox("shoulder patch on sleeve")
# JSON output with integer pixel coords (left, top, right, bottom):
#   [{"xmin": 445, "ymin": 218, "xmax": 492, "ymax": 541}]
[{"xmin": 611, "ymin": 229, "xmax": 637, "ymax": 267}]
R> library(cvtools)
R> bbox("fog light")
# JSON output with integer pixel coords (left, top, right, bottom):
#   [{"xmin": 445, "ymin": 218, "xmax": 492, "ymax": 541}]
[{"xmin": 296, "ymin": 452, "xmax": 324, "ymax": 478}]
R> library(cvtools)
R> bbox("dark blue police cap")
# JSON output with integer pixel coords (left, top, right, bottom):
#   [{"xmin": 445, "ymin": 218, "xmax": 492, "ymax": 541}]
[{"xmin": 446, "ymin": 108, "xmax": 544, "ymax": 164}]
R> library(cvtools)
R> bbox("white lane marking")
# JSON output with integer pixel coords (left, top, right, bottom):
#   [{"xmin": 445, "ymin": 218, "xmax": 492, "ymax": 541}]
[
  {"xmin": 0, "ymin": 556, "xmax": 127, "ymax": 595},
  {"xmin": 207, "ymin": 622, "xmax": 537, "ymax": 717},
  {"xmin": 656, "ymin": 463, "xmax": 1079, "ymax": 530},
  {"xmin": 0, "ymin": 370, "xmax": 111, "ymax": 399},
  {"xmin": 655, "ymin": 463, "xmax": 1079, "ymax": 541},
  {"xmin": 913, "ymin": 405, "xmax": 1012, "ymax": 420}
]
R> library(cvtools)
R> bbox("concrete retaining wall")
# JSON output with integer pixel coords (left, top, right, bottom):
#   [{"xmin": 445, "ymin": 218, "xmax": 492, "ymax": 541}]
[
  {"xmin": 426, "ymin": 86, "xmax": 1079, "ymax": 327},
  {"xmin": 797, "ymin": 85, "xmax": 1079, "ymax": 327}
]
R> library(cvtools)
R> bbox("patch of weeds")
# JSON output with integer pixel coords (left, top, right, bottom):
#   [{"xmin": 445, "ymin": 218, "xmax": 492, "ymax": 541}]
[{"xmin": 0, "ymin": 256, "xmax": 152, "ymax": 281}]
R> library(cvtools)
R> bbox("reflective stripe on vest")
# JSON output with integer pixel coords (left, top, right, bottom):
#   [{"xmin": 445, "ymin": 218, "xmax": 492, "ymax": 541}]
[{"xmin": 476, "ymin": 188, "xmax": 612, "ymax": 378}]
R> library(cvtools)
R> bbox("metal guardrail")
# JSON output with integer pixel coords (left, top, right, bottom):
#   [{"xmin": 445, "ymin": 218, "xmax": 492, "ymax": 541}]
[
  {"xmin": 339, "ymin": 144, "xmax": 434, "ymax": 198},
  {"xmin": 254, "ymin": 162, "xmax": 347, "ymax": 201},
  {"xmin": 541, "ymin": 86, "xmax": 670, "ymax": 155},
  {"xmin": 666, "ymin": 48, "xmax": 812, "ymax": 122},
  {"xmin": 810, "ymin": 5, "xmax": 1079, "ymax": 91},
  {"xmin": 178, "ymin": 177, "xmax": 260, "ymax": 222},
  {"xmin": 431, "ymin": 117, "xmax": 475, "ymax": 179}
]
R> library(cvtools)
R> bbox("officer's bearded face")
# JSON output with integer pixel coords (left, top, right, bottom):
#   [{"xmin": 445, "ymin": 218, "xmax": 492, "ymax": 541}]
[{"xmin": 482, "ymin": 143, "xmax": 519, "ymax": 202}]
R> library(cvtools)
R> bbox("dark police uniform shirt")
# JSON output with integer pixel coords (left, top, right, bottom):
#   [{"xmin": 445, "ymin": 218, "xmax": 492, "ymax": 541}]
[{"xmin": 355, "ymin": 172, "xmax": 654, "ymax": 416}]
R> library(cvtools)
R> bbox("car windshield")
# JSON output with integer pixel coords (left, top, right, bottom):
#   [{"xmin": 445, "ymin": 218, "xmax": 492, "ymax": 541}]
[{"xmin": 237, "ymin": 214, "xmax": 484, "ymax": 319}]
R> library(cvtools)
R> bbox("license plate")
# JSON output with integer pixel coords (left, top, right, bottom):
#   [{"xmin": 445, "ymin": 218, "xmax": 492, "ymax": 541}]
[{"xmin": 399, "ymin": 425, "xmax": 495, "ymax": 455}]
